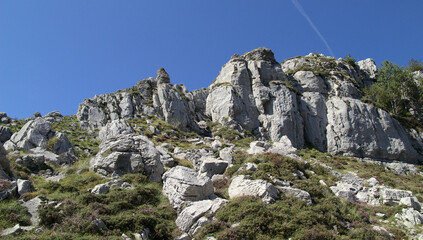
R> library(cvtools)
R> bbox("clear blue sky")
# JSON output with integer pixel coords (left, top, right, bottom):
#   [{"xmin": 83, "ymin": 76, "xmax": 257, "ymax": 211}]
[{"xmin": 1, "ymin": 1, "xmax": 422, "ymax": 119}]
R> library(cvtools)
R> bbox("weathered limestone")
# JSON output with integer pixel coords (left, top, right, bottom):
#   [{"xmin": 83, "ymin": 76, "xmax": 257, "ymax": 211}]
[
  {"xmin": 90, "ymin": 134, "xmax": 164, "ymax": 182},
  {"xmin": 162, "ymin": 166, "xmax": 214, "ymax": 210},
  {"xmin": 228, "ymin": 175, "xmax": 279, "ymax": 204}
]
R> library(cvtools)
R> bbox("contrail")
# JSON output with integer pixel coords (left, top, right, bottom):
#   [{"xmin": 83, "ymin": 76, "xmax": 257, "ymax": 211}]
[{"xmin": 291, "ymin": 0, "xmax": 335, "ymax": 57}]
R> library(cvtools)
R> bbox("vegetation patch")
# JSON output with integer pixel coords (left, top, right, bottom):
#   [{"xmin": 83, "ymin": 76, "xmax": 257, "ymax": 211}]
[{"xmin": 0, "ymin": 199, "xmax": 31, "ymax": 232}]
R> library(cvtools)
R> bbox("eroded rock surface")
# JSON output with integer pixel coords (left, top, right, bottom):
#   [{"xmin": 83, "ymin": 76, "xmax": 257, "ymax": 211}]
[{"xmin": 90, "ymin": 134, "xmax": 164, "ymax": 181}]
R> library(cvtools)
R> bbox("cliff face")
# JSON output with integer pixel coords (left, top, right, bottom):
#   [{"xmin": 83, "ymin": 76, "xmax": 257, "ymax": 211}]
[{"xmin": 76, "ymin": 48, "xmax": 423, "ymax": 163}]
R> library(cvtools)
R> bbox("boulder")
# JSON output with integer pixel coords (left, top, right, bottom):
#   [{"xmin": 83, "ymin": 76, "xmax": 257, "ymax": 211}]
[
  {"xmin": 380, "ymin": 188, "xmax": 413, "ymax": 205},
  {"xmin": 267, "ymin": 136, "xmax": 297, "ymax": 156},
  {"xmin": 5, "ymin": 118, "xmax": 51, "ymax": 151},
  {"xmin": 0, "ymin": 180, "xmax": 17, "ymax": 201},
  {"xmin": 50, "ymin": 132, "xmax": 75, "ymax": 155},
  {"xmin": 90, "ymin": 134, "xmax": 164, "ymax": 182},
  {"xmin": 91, "ymin": 179, "xmax": 132, "ymax": 194},
  {"xmin": 199, "ymin": 157, "xmax": 228, "ymax": 177},
  {"xmin": 162, "ymin": 166, "xmax": 214, "ymax": 210},
  {"xmin": 228, "ymin": 175, "xmax": 279, "ymax": 204},
  {"xmin": 219, "ymin": 146, "xmax": 234, "ymax": 164},
  {"xmin": 277, "ymin": 186, "xmax": 312, "ymax": 205},
  {"xmin": 396, "ymin": 208, "xmax": 423, "ymax": 228},
  {"xmin": 17, "ymin": 179, "xmax": 31, "ymax": 196},
  {"xmin": 175, "ymin": 198, "xmax": 228, "ymax": 236},
  {"xmin": 400, "ymin": 197, "xmax": 421, "ymax": 211},
  {"xmin": 248, "ymin": 141, "xmax": 270, "ymax": 155}
]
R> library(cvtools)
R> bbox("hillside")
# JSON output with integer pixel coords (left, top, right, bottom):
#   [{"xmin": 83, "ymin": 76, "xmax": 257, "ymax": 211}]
[{"xmin": 1, "ymin": 48, "xmax": 423, "ymax": 239}]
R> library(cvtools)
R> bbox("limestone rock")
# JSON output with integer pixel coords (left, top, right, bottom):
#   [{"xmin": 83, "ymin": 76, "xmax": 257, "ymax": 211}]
[
  {"xmin": 0, "ymin": 180, "xmax": 17, "ymax": 201},
  {"xmin": 153, "ymin": 81, "xmax": 196, "ymax": 131},
  {"xmin": 91, "ymin": 179, "xmax": 132, "ymax": 194},
  {"xmin": 293, "ymin": 71, "xmax": 327, "ymax": 93},
  {"xmin": 0, "ymin": 112, "xmax": 10, "ymax": 124},
  {"xmin": 50, "ymin": 132, "xmax": 74, "ymax": 155},
  {"xmin": 277, "ymin": 186, "xmax": 312, "ymax": 205},
  {"xmin": 267, "ymin": 136, "xmax": 297, "ymax": 156},
  {"xmin": 228, "ymin": 175, "xmax": 279, "ymax": 203},
  {"xmin": 21, "ymin": 196, "xmax": 43, "ymax": 226},
  {"xmin": 17, "ymin": 179, "xmax": 31, "ymax": 196},
  {"xmin": 77, "ymin": 78, "xmax": 157, "ymax": 130},
  {"xmin": 206, "ymin": 48, "xmax": 304, "ymax": 147},
  {"xmin": 5, "ymin": 118, "xmax": 51, "ymax": 151},
  {"xmin": 175, "ymin": 198, "xmax": 228, "ymax": 235},
  {"xmin": 43, "ymin": 111, "xmax": 64, "ymax": 123},
  {"xmin": 4, "ymin": 118, "xmax": 74, "ymax": 157},
  {"xmin": 0, "ymin": 126, "xmax": 12, "ymax": 143},
  {"xmin": 1, "ymin": 224, "xmax": 34, "ymax": 236},
  {"xmin": 357, "ymin": 58, "xmax": 377, "ymax": 79},
  {"xmin": 156, "ymin": 68, "xmax": 170, "ymax": 84},
  {"xmin": 90, "ymin": 134, "xmax": 164, "ymax": 182},
  {"xmin": 98, "ymin": 119, "xmax": 134, "ymax": 142},
  {"xmin": 248, "ymin": 141, "xmax": 270, "ymax": 154},
  {"xmin": 199, "ymin": 157, "xmax": 228, "ymax": 177},
  {"xmin": 396, "ymin": 208, "xmax": 423, "ymax": 228},
  {"xmin": 380, "ymin": 188, "xmax": 413, "ymax": 205},
  {"xmin": 400, "ymin": 197, "xmax": 421, "ymax": 211},
  {"xmin": 326, "ymin": 97, "xmax": 422, "ymax": 163},
  {"xmin": 162, "ymin": 166, "xmax": 214, "ymax": 210}
]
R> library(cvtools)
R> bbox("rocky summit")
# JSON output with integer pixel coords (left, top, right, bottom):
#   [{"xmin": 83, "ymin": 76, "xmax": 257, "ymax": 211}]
[{"xmin": 1, "ymin": 48, "xmax": 423, "ymax": 239}]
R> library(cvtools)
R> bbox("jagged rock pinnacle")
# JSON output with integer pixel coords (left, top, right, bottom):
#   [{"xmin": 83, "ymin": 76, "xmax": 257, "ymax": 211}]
[
  {"xmin": 157, "ymin": 67, "xmax": 170, "ymax": 84},
  {"xmin": 241, "ymin": 47, "xmax": 278, "ymax": 64}
]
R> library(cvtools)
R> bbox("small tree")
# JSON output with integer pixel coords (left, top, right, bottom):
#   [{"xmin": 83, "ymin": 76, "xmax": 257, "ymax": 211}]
[
  {"xmin": 407, "ymin": 58, "xmax": 423, "ymax": 72},
  {"xmin": 364, "ymin": 61, "xmax": 420, "ymax": 117}
]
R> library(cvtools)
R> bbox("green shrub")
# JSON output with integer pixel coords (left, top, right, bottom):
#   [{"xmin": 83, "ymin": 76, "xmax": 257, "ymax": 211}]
[{"xmin": 0, "ymin": 199, "xmax": 31, "ymax": 231}]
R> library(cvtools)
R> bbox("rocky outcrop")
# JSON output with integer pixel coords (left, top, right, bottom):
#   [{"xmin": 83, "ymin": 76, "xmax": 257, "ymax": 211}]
[
  {"xmin": 206, "ymin": 48, "xmax": 304, "ymax": 147},
  {"xmin": 98, "ymin": 119, "xmax": 134, "ymax": 142},
  {"xmin": 357, "ymin": 58, "xmax": 377, "ymax": 80},
  {"xmin": 330, "ymin": 172, "xmax": 417, "ymax": 207},
  {"xmin": 4, "ymin": 118, "xmax": 75, "ymax": 157},
  {"xmin": 43, "ymin": 111, "xmax": 64, "ymax": 123},
  {"xmin": 90, "ymin": 134, "xmax": 164, "ymax": 181},
  {"xmin": 0, "ymin": 112, "xmax": 10, "ymax": 124},
  {"xmin": 162, "ymin": 166, "xmax": 214, "ymax": 210},
  {"xmin": 326, "ymin": 97, "xmax": 421, "ymax": 163},
  {"xmin": 77, "ymin": 69, "xmax": 201, "ymax": 132},
  {"xmin": 153, "ymin": 71, "xmax": 197, "ymax": 131},
  {"xmin": 77, "ymin": 77, "xmax": 158, "ymax": 130},
  {"xmin": 73, "ymin": 47, "xmax": 423, "ymax": 163},
  {"xmin": 4, "ymin": 118, "xmax": 52, "ymax": 151}
]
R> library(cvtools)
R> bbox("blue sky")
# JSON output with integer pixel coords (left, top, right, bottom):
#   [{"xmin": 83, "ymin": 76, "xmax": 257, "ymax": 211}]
[{"xmin": 1, "ymin": 1, "xmax": 422, "ymax": 119}]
